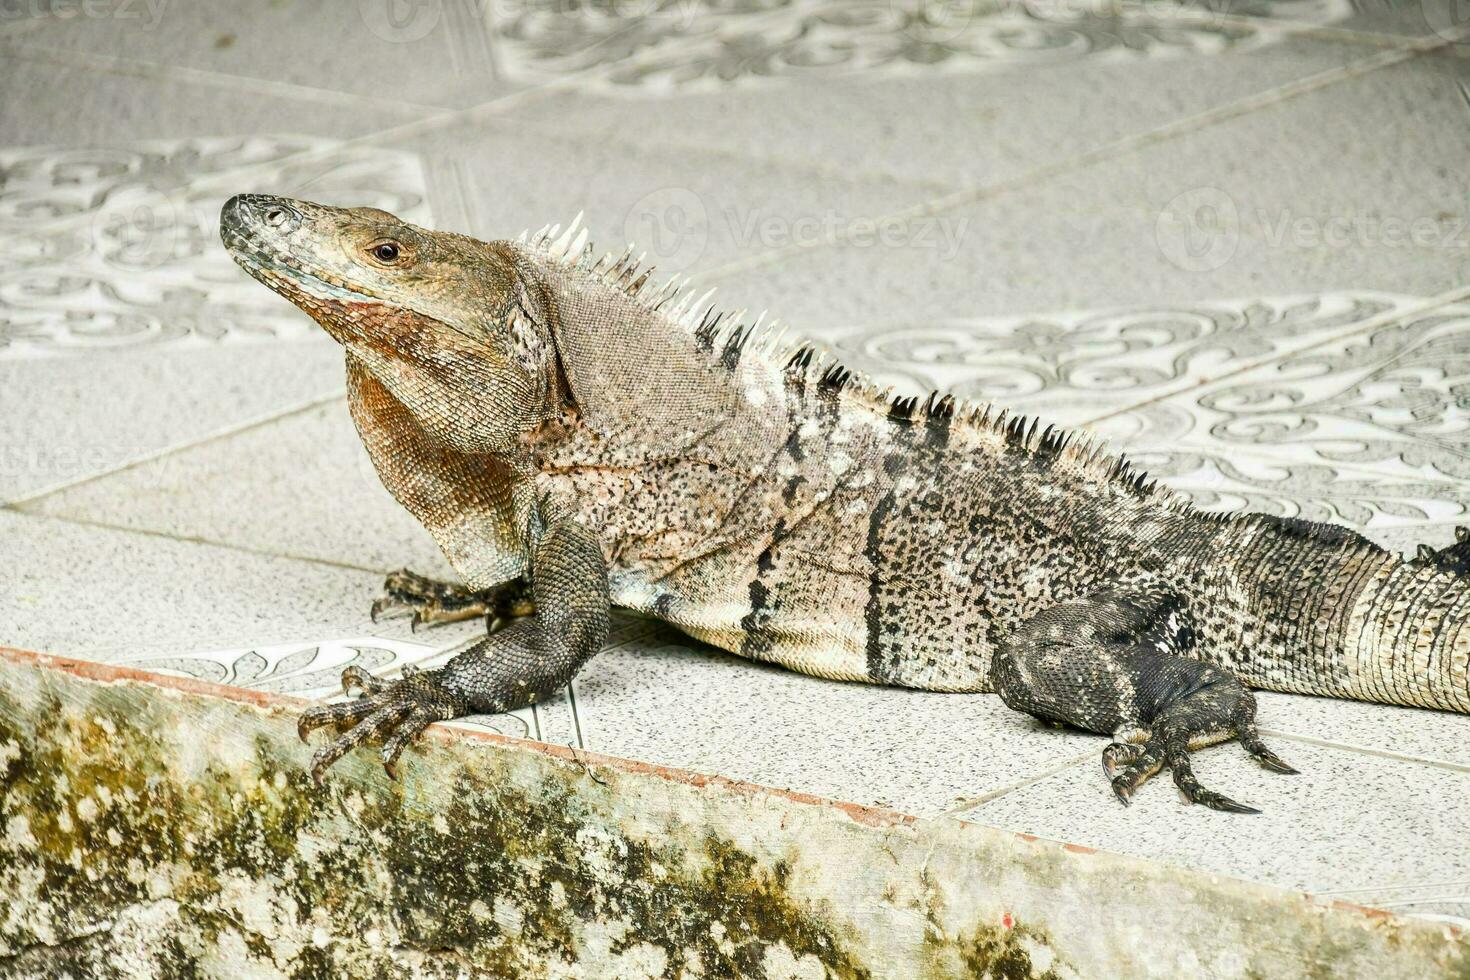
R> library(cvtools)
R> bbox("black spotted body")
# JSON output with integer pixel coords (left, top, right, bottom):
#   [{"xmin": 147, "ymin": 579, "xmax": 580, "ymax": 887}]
[{"xmin": 536, "ymin": 341, "xmax": 1211, "ymax": 694}]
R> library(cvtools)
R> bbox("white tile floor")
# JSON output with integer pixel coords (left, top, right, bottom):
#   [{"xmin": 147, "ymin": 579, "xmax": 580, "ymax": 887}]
[{"xmin": 3, "ymin": 0, "xmax": 1470, "ymax": 926}]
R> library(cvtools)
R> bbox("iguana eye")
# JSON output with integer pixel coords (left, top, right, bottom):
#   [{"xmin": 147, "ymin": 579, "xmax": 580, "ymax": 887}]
[{"xmin": 370, "ymin": 241, "xmax": 401, "ymax": 263}]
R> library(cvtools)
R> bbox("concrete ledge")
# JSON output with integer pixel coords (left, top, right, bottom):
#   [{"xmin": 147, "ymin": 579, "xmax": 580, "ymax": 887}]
[{"xmin": 1, "ymin": 648, "xmax": 1465, "ymax": 979}]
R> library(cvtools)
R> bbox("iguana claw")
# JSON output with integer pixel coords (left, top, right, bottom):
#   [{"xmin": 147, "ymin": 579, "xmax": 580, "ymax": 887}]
[
  {"xmin": 1412, "ymin": 533, "xmax": 1470, "ymax": 575},
  {"xmin": 369, "ymin": 568, "xmax": 535, "ymax": 631},
  {"xmin": 298, "ymin": 665, "xmax": 464, "ymax": 783}
]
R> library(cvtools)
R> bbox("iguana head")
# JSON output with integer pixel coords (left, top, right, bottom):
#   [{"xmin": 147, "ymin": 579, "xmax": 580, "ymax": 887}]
[{"xmin": 220, "ymin": 194, "xmax": 560, "ymax": 454}]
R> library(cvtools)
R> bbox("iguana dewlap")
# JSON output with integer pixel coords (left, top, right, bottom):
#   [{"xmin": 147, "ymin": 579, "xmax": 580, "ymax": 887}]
[{"xmin": 221, "ymin": 195, "xmax": 1470, "ymax": 813}]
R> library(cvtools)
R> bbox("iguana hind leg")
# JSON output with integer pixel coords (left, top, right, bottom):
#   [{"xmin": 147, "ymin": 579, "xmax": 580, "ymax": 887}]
[
  {"xmin": 370, "ymin": 568, "xmax": 536, "ymax": 631},
  {"xmin": 990, "ymin": 581, "xmax": 1297, "ymax": 813},
  {"xmin": 302, "ymin": 501, "xmax": 609, "ymax": 783}
]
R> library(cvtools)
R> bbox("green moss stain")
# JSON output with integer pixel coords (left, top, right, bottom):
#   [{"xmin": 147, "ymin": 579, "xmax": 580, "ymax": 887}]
[
  {"xmin": 1, "ymin": 680, "xmax": 869, "ymax": 978},
  {"xmin": 384, "ymin": 766, "xmax": 869, "ymax": 978},
  {"xmin": 953, "ymin": 919, "xmax": 1064, "ymax": 980},
  {"xmin": 6, "ymin": 668, "xmax": 1466, "ymax": 979}
]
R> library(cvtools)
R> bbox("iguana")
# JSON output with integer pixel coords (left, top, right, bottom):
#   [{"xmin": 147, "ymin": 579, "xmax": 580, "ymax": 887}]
[{"xmin": 221, "ymin": 194, "xmax": 1470, "ymax": 813}]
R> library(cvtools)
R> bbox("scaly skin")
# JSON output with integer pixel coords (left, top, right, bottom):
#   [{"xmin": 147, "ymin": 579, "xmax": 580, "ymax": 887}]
[{"xmin": 221, "ymin": 195, "xmax": 1470, "ymax": 811}]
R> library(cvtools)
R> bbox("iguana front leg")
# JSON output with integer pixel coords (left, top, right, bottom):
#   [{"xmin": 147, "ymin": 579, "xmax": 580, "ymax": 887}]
[
  {"xmin": 300, "ymin": 501, "xmax": 609, "ymax": 783},
  {"xmin": 369, "ymin": 568, "xmax": 536, "ymax": 631},
  {"xmin": 989, "ymin": 580, "xmax": 1297, "ymax": 813}
]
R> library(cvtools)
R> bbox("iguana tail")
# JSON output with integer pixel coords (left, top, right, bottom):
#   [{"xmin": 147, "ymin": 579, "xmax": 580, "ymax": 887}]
[
  {"xmin": 1335, "ymin": 550, "xmax": 1470, "ymax": 712},
  {"xmin": 1216, "ymin": 518, "xmax": 1470, "ymax": 713}
]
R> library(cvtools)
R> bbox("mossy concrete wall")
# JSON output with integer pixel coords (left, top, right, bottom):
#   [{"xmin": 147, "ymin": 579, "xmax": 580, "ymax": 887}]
[{"xmin": 1, "ymin": 647, "xmax": 1465, "ymax": 979}]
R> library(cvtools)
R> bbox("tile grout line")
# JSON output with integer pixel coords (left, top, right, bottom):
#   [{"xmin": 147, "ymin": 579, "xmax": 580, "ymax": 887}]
[
  {"xmin": 942, "ymin": 720, "xmax": 1470, "ymax": 817},
  {"xmin": 1258, "ymin": 727, "xmax": 1470, "ymax": 775},
  {"xmin": 1313, "ymin": 878, "xmax": 1470, "ymax": 896},
  {"xmin": 476, "ymin": 0, "xmax": 509, "ymax": 84},
  {"xmin": 695, "ymin": 32, "xmax": 1457, "ymax": 286},
  {"xmin": 56, "ymin": 616, "xmax": 464, "ymax": 663},
  {"xmin": 940, "ymin": 748, "xmax": 1097, "ymax": 815},
  {"xmin": 1355, "ymin": 894, "xmax": 1470, "ymax": 909},
  {"xmin": 0, "ymin": 40, "xmax": 445, "ymax": 117},
  {"xmin": 475, "ymin": 4, "xmax": 1439, "ymax": 217},
  {"xmin": 0, "ymin": 16, "xmax": 45, "ymax": 40},
  {"xmin": 4, "ymin": 388, "xmax": 347, "ymax": 508},
  {"xmin": 1, "ymin": 506, "xmax": 387, "ymax": 577}
]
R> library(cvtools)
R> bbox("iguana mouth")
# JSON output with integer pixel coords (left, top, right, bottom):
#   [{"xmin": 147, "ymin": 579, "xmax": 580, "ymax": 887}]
[{"xmin": 220, "ymin": 193, "xmax": 383, "ymax": 308}]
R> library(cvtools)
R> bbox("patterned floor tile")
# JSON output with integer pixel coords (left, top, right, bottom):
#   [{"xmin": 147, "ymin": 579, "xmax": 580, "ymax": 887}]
[
  {"xmin": 121, "ymin": 632, "xmax": 543, "ymax": 742},
  {"xmin": 0, "ymin": 135, "xmax": 434, "ymax": 501},
  {"xmin": 1099, "ymin": 443, "xmax": 1470, "ymax": 544},
  {"xmin": 2, "ymin": 136, "xmax": 432, "ymax": 359},
  {"xmin": 958, "ymin": 739, "xmax": 1470, "ymax": 920},
  {"xmin": 493, "ymin": 0, "xmax": 1359, "ymax": 93},
  {"xmin": 1089, "ymin": 302, "xmax": 1470, "ymax": 480},
  {"xmin": 1073, "ymin": 300, "xmax": 1470, "ymax": 539},
  {"xmin": 780, "ymin": 292, "xmax": 1467, "ymax": 549},
  {"xmin": 824, "ymin": 291, "xmax": 1429, "ymax": 425}
]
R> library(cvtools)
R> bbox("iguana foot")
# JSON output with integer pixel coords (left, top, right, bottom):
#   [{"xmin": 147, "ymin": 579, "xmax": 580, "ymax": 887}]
[
  {"xmin": 1103, "ymin": 682, "xmax": 1295, "ymax": 814},
  {"xmin": 299, "ymin": 662, "xmax": 464, "ymax": 783},
  {"xmin": 992, "ymin": 581, "xmax": 1297, "ymax": 813},
  {"xmin": 370, "ymin": 568, "xmax": 534, "ymax": 631},
  {"xmin": 1415, "ymin": 526, "xmax": 1470, "ymax": 576}
]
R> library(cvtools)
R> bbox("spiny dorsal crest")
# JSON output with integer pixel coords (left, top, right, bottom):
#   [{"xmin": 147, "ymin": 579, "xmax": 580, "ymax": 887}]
[{"xmin": 515, "ymin": 212, "xmax": 1184, "ymax": 507}]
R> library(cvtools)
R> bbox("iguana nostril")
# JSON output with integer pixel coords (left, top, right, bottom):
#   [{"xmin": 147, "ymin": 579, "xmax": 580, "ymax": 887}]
[{"xmin": 265, "ymin": 206, "xmax": 289, "ymax": 228}]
